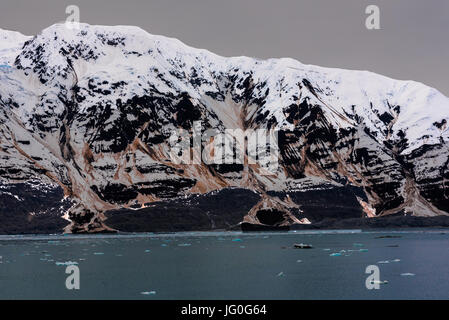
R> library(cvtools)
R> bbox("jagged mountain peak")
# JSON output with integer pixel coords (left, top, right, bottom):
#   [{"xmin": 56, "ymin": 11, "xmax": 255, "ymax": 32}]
[{"xmin": 6, "ymin": 23, "xmax": 447, "ymax": 154}]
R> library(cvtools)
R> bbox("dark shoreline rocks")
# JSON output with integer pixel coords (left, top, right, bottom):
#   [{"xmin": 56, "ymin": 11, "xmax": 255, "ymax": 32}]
[{"xmin": 289, "ymin": 215, "xmax": 449, "ymax": 230}]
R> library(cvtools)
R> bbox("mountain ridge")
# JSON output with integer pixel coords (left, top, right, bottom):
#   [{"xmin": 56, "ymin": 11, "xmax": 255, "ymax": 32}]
[{"xmin": 0, "ymin": 23, "xmax": 448, "ymax": 233}]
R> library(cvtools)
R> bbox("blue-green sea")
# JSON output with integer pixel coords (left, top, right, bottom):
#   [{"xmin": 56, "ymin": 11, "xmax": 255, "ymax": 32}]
[{"xmin": 0, "ymin": 229, "xmax": 448, "ymax": 299}]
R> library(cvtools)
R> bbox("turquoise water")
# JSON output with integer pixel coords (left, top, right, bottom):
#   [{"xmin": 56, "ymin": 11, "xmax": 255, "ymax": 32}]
[{"xmin": 0, "ymin": 229, "xmax": 448, "ymax": 299}]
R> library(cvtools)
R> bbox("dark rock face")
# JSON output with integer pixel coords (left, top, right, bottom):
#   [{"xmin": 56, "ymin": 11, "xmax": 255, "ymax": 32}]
[
  {"xmin": 256, "ymin": 209, "xmax": 285, "ymax": 225},
  {"xmin": 0, "ymin": 182, "xmax": 72, "ymax": 234},
  {"xmin": 291, "ymin": 215, "xmax": 449, "ymax": 230},
  {"xmin": 104, "ymin": 188, "xmax": 260, "ymax": 232},
  {"xmin": 405, "ymin": 143, "xmax": 449, "ymax": 213},
  {"xmin": 269, "ymin": 186, "xmax": 366, "ymax": 221}
]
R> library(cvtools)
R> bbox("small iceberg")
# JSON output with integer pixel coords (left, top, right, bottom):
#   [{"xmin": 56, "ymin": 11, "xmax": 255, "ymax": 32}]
[
  {"xmin": 93, "ymin": 252, "xmax": 104, "ymax": 255},
  {"xmin": 178, "ymin": 243, "xmax": 191, "ymax": 247},
  {"xmin": 277, "ymin": 272, "xmax": 285, "ymax": 277},
  {"xmin": 55, "ymin": 261, "xmax": 78, "ymax": 266},
  {"xmin": 144, "ymin": 249, "xmax": 151, "ymax": 253},
  {"xmin": 330, "ymin": 253, "xmax": 342, "ymax": 257},
  {"xmin": 232, "ymin": 238, "xmax": 242, "ymax": 242},
  {"xmin": 378, "ymin": 260, "xmax": 390, "ymax": 264},
  {"xmin": 141, "ymin": 291, "xmax": 156, "ymax": 295},
  {"xmin": 400, "ymin": 273, "xmax": 415, "ymax": 276}
]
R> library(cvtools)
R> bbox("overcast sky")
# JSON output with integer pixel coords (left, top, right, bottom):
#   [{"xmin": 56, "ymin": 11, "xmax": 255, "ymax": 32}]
[{"xmin": 1, "ymin": 0, "xmax": 448, "ymax": 96}]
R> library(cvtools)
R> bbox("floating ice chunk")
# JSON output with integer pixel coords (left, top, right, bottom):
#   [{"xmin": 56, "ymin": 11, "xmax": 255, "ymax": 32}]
[
  {"xmin": 277, "ymin": 272, "xmax": 285, "ymax": 277},
  {"xmin": 93, "ymin": 252, "xmax": 104, "ymax": 255},
  {"xmin": 178, "ymin": 243, "xmax": 191, "ymax": 247},
  {"xmin": 330, "ymin": 253, "xmax": 342, "ymax": 257},
  {"xmin": 161, "ymin": 244, "xmax": 168, "ymax": 247},
  {"xmin": 232, "ymin": 238, "xmax": 242, "ymax": 242},
  {"xmin": 141, "ymin": 291, "xmax": 156, "ymax": 295},
  {"xmin": 144, "ymin": 249, "xmax": 151, "ymax": 253},
  {"xmin": 323, "ymin": 248, "xmax": 331, "ymax": 251},
  {"xmin": 400, "ymin": 273, "xmax": 415, "ymax": 276},
  {"xmin": 371, "ymin": 280, "xmax": 389, "ymax": 285},
  {"xmin": 359, "ymin": 249, "xmax": 368, "ymax": 252},
  {"xmin": 378, "ymin": 260, "xmax": 390, "ymax": 264},
  {"xmin": 55, "ymin": 261, "xmax": 78, "ymax": 266},
  {"xmin": 392, "ymin": 259, "xmax": 401, "ymax": 262},
  {"xmin": 296, "ymin": 260, "xmax": 302, "ymax": 263},
  {"xmin": 353, "ymin": 243, "xmax": 364, "ymax": 247}
]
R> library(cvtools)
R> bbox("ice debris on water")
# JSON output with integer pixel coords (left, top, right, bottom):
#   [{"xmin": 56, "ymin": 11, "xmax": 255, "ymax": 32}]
[
  {"xmin": 93, "ymin": 252, "xmax": 104, "ymax": 255},
  {"xmin": 55, "ymin": 261, "xmax": 78, "ymax": 266},
  {"xmin": 232, "ymin": 238, "xmax": 242, "ymax": 242},
  {"xmin": 330, "ymin": 253, "xmax": 341, "ymax": 257},
  {"xmin": 378, "ymin": 260, "xmax": 390, "ymax": 264},
  {"xmin": 144, "ymin": 249, "xmax": 151, "ymax": 253},
  {"xmin": 277, "ymin": 272, "xmax": 285, "ymax": 277},
  {"xmin": 353, "ymin": 243, "xmax": 364, "ymax": 247},
  {"xmin": 141, "ymin": 291, "xmax": 156, "ymax": 295},
  {"xmin": 400, "ymin": 273, "xmax": 415, "ymax": 276},
  {"xmin": 178, "ymin": 243, "xmax": 191, "ymax": 247}
]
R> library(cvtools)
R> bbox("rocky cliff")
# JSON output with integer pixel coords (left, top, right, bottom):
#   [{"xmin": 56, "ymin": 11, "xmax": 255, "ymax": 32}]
[{"xmin": 0, "ymin": 23, "xmax": 447, "ymax": 233}]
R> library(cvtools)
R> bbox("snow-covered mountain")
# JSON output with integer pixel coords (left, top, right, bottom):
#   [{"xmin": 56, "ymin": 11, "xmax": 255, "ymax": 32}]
[{"xmin": 0, "ymin": 23, "xmax": 448, "ymax": 233}]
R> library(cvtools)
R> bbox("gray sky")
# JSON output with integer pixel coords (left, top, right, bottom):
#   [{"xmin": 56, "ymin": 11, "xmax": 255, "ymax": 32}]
[{"xmin": 1, "ymin": 0, "xmax": 448, "ymax": 96}]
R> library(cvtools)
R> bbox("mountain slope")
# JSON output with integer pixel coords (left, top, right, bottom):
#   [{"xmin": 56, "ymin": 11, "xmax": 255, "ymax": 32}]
[{"xmin": 0, "ymin": 23, "xmax": 448, "ymax": 233}]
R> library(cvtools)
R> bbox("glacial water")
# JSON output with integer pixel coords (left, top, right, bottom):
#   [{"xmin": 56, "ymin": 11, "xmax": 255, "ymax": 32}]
[{"xmin": 0, "ymin": 229, "xmax": 449, "ymax": 299}]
